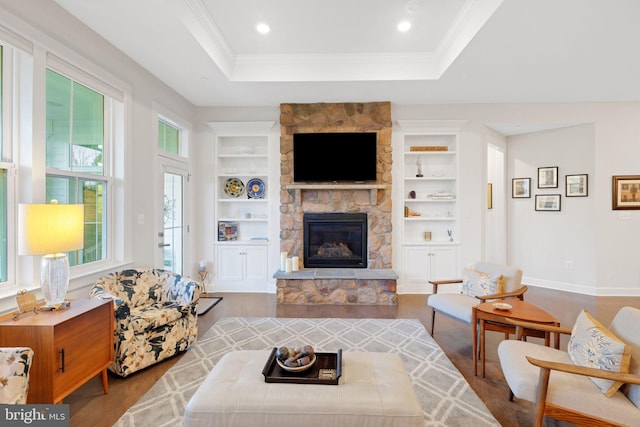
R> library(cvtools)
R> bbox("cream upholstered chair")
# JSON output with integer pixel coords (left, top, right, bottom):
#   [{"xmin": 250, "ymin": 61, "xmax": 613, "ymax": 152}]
[
  {"xmin": 0, "ymin": 347, "xmax": 34, "ymax": 404},
  {"xmin": 90, "ymin": 268, "xmax": 202, "ymax": 377},
  {"xmin": 427, "ymin": 262, "xmax": 527, "ymax": 335},
  {"xmin": 498, "ymin": 306, "xmax": 640, "ymax": 427}
]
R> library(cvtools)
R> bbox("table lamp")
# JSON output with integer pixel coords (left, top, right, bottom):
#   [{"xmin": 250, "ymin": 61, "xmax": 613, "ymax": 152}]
[{"xmin": 18, "ymin": 200, "xmax": 84, "ymax": 307}]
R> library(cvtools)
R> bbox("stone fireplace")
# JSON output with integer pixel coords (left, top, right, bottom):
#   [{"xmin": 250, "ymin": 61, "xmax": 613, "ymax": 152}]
[{"xmin": 276, "ymin": 102, "xmax": 396, "ymax": 304}]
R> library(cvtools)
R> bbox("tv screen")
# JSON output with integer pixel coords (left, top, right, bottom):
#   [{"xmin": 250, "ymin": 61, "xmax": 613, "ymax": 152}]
[{"xmin": 293, "ymin": 132, "xmax": 377, "ymax": 182}]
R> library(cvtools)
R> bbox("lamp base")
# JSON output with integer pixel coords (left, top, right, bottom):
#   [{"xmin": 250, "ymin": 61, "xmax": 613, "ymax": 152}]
[
  {"xmin": 40, "ymin": 300, "xmax": 71, "ymax": 311},
  {"xmin": 40, "ymin": 253, "xmax": 70, "ymax": 306}
]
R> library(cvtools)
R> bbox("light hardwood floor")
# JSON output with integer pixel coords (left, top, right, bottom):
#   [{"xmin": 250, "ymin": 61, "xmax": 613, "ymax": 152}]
[{"xmin": 67, "ymin": 288, "xmax": 640, "ymax": 427}]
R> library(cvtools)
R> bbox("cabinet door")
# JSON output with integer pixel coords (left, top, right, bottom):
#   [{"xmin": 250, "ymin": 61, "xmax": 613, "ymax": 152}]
[
  {"xmin": 244, "ymin": 246, "xmax": 268, "ymax": 282},
  {"xmin": 430, "ymin": 246, "xmax": 458, "ymax": 280},
  {"xmin": 53, "ymin": 303, "xmax": 112, "ymax": 402},
  {"xmin": 217, "ymin": 245, "xmax": 244, "ymax": 282},
  {"xmin": 401, "ymin": 246, "xmax": 432, "ymax": 292}
]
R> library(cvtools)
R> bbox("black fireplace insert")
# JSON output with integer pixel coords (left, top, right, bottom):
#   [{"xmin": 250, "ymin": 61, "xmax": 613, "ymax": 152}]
[{"xmin": 303, "ymin": 213, "xmax": 367, "ymax": 268}]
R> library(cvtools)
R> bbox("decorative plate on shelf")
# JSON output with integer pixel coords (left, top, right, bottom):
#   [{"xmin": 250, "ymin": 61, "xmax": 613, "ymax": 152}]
[
  {"xmin": 246, "ymin": 178, "xmax": 265, "ymax": 199},
  {"xmin": 223, "ymin": 178, "xmax": 245, "ymax": 198}
]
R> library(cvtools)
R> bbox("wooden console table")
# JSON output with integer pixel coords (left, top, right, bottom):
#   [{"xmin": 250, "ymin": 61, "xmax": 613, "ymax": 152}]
[{"xmin": 0, "ymin": 299, "xmax": 114, "ymax": 403}]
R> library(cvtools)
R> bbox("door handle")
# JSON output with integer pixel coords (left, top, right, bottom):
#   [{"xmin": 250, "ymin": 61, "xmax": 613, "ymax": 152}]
[{"xmin": 158, "ymin": 243, "xmax": 170, "ymax": 247}]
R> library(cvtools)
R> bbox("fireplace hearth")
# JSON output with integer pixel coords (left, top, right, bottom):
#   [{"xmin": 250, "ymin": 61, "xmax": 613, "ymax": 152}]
[{"xmin": 303, "ymin": 213, "xmax": 367, "ymax": 268}]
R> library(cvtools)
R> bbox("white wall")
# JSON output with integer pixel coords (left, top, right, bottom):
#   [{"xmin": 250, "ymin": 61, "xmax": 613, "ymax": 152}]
[
  {"xmin": 507, "ymin": 124, "xmax": 597, "ymax": 293},
  {"xmin": 486, "ymin": 137, "xmax": 507, "ymax": 265}
]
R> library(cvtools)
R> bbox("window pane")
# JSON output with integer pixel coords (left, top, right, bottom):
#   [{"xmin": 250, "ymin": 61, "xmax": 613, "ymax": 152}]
[
  {"xmin": 46, "ymin": 70, "xmax": 72, "ymax": 169},
  {"xmin": 0, "ymin": 169, "xmax": 6, "ymax": 282},
  {"xmin": 46, "ymin": 176, "xmax": 105, "ymax": 266},
  {"xmin": 158, "ymin": 121, "xmax": 180, "ymax": 155},
  {"xmin": 72, "ymin": 82, "xmax": 103, "ymax": 172},
  {"xmin": 46, "ymin": 70, "xmax": 104, "ymax": 174},
  {"xmin": 163, "ymin": 172, "xmax": 183, "ymax": 274}
]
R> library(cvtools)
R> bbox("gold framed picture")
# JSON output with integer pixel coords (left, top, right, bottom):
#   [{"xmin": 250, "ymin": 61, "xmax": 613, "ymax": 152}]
[{"xmin": 612, "ymin": 175, "xmax": 640, "ymax": 210}]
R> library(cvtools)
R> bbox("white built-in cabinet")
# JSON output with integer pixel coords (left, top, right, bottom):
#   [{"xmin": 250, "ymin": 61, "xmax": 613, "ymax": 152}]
[
  {"xmin": 401, "ymin": 245, "xmax": 458, "ymax": 290},
  {"xmin": 397, "ymin": 120, "xmax": 466, "ymax": 292},
  {"xmin": 208, "ymin": 121, "xmax": 277, "ymax": 292},
  {"xmin": 216, "ymin": 244, "xmax": 268, "ymax": 291}
]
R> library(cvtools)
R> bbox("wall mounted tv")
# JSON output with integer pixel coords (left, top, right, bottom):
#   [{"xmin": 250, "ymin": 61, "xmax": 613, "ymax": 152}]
[{"xmin": 293, "ymin": 132, "xmax": 377, "ymax": 182}]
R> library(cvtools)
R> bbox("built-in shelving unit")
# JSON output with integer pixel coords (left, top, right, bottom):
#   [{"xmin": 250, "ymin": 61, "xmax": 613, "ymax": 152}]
[
  {"xmin": 397, "ymin": 120, "xmax": 466, "ymax": 291},
  {"xmin": 208, "ymin": 121, "xmax": 276, "ymax": 291}
]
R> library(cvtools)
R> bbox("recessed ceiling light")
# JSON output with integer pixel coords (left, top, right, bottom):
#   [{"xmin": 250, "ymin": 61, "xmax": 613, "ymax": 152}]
[
  {"xmin": 397, "ymin": 21, "xmax": 411, "ymax": 32},
  {"xmin": 256, "ymin": 23, "xmax": 270, "ymax": 34},
  {"xmin": 406, "ymin": 0, "xmax": 422, "ymax": 13}
]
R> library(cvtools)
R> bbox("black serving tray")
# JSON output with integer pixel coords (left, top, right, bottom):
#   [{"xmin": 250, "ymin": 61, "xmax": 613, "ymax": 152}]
[{"xmin": 262, "ymin": 348, "xmax": 342, "ymax": 385}]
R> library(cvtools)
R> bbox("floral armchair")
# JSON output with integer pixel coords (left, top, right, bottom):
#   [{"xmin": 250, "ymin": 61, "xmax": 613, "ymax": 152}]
[
  {"xmin": 89, "ymin": 268, "xmax": 203, "ymax": 377},
  {"xmin": 0, "ymin": 347, "xmax": 34, "ymax": 404}
]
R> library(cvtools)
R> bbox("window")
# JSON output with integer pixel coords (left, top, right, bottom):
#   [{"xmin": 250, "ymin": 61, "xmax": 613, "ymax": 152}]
[
  {"xmin": 45, "ymin": 69, "xmax": 108, "ymax": 266},
  {"xmin": 158, "ymin": 120, "xmax": 180, "ymax": 155},
  {"xmin": 0, "ymin": 168, "xmax": 6, "ymax": 283},
  {"xmin": 0, "ymin": 44, "xmax": 6, "ymax": 282}
]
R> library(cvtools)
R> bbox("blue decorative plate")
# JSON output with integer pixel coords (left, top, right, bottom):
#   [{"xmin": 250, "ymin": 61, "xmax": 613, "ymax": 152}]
[
  {"xmin": 223, "ymin": 178, "xmax": 245, "ymax": 198},
  {"xmin": 246, "ymin": 178, "xmax": 265, "ymax": 199}
]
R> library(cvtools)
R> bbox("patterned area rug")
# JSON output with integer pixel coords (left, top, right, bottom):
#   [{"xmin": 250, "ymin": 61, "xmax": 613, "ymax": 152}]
[{"xmin": 115, "ymin": 317, "xmax": 499, "ymax": 426}]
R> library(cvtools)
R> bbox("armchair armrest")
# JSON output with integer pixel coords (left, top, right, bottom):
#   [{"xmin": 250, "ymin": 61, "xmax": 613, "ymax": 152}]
[
  {"xmin": 475, "ymin": 285, "xmax": 528, "ymax": 301},
  {"xmin": 526, "ymin": 356, "xmax": 640, "ymax": 385},
  {"xmin": 428, "ymin": 279, "xmax": 462, "ymax": 294},
  {"xmin": 167, "ymin": 277, "xmax": 202, "ymax": 307},
  {"xmin": 89, "ymin": 287, "xmax": 126, "ymax": 308},
  {"xmin": 504, "ymin": 318, "xmax": 572, "ymax": 336}
]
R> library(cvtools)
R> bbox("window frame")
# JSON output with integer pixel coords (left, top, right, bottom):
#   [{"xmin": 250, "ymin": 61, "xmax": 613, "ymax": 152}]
[
  {"xmin": 0, "ymin": 41, "xmax": 16, "ymax": 287},
  {"xmin": 42, "ymin": 55, "xmax": 128, "ymax": 278}
]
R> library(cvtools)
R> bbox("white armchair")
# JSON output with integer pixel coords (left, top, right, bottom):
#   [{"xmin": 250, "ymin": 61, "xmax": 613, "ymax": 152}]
[
  {"xmin": 427, "ymin": 262, "xmax": 526, "ymax": 335},
  {"xmin": 498, "ymin": 306, "xmax": 640, "ymax": 426}
]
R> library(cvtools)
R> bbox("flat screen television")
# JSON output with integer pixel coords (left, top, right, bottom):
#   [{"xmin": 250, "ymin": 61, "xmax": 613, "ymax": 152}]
[{"xmin": 293, "ymin": 132, "xmax": 377, "ymax": 182}]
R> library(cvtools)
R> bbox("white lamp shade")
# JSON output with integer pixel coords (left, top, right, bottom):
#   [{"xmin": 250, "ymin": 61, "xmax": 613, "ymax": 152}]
[{"xmin": 18, "ymin": 203, "xmax": 85, "ymax": 255}]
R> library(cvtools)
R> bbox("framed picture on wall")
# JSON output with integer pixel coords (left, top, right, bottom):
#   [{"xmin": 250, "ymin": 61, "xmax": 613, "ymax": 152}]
[
  {"xmin": 565, "ymin": 174, "xmax": 588, "ymax": 197},
  {"xmin": 612, "ymin": 175, "xmax": 640, "ymax": 210},
  {"xmin": 535, "ymin": 194, "xmax": 561, "ymax": 211},
  {"xmin": 512, "ymin": 178, "xmax": 531, "ymax": 198},
  {"xmin": 538, "ymin": 166, "xmax": 558, "ymax": 188}
]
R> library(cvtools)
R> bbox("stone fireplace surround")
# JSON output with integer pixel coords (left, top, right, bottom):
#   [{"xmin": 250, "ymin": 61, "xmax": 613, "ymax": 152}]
[{"xmin": 276, "ymin": 102, "xmax": 397, "ymax": 304}]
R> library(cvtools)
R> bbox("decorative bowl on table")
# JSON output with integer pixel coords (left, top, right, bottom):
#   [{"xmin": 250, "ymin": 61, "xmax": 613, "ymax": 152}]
[
  {"xmin": 492, "ymin": 302, "xmax": 512, "ymax": 311},
  {"xmin": 276, "ymin": 354, "xmax": 317, "ymax": 372}
]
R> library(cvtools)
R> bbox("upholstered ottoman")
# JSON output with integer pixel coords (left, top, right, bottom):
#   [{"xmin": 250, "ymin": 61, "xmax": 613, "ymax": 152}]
[{"xmin": 184, "ymin": 350, "xmax": 424, "ymax": 427}]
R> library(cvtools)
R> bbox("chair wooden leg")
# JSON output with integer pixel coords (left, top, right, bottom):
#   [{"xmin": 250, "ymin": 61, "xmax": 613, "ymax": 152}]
[
  {"xmin": 430, "ymin": 309, "xmax": 436, "ymax": 335},
  {"xmin": 534, "ymin": 367, "xmax": 551, "ymax": 427},
  {"xmin": 508, "ymin": 388, "xmax": 514, "ymax": 402}
]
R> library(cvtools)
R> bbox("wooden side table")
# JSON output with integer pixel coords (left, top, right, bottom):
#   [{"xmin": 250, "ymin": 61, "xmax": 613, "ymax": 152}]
[
  {"xmin": 472, "ymin": 299, "xmax": 559, "ymax": 378},
  {"xmin": 0, "ymin": 299, "xmax": 114, "ymax": 403}
]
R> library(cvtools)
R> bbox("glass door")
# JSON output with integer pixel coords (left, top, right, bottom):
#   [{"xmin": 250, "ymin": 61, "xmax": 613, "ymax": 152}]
[{"xmin": 157, "ymin": 158, "xmax": 188, "ymax": 275}]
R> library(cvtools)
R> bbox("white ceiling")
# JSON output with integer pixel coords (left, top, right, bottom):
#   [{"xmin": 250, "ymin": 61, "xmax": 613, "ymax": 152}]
[{"xmin": 52, "ymin": 0, "xmax": 640, "ymax": 114}]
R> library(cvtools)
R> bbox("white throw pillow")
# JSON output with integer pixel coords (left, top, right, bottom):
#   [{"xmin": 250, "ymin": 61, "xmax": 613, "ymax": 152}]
[
  {"xmin": 568, "ymin": 309, "xmax": 631, "ymax": 396},
  {"xmin": 460, "ymin": 269, "xmax": 503, "ymax": 297}
]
